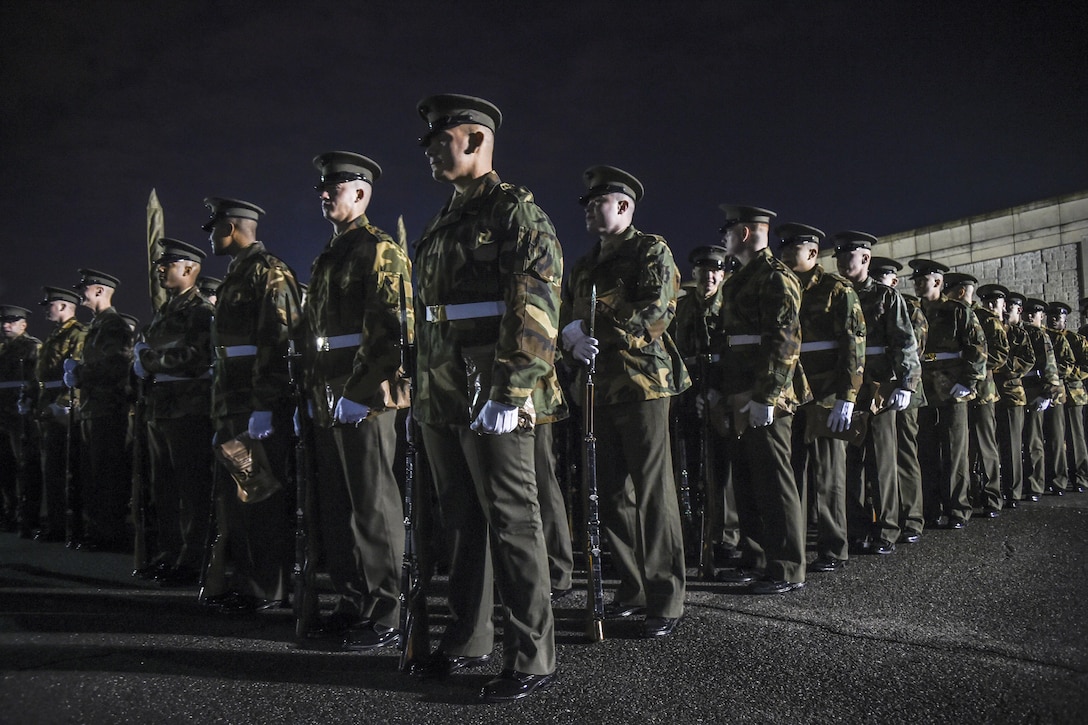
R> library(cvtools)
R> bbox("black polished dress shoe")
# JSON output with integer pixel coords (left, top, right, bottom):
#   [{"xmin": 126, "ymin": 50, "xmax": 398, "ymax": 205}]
[
  {"xmin": 410, "ymin": 651, "xmax": 492, "ymax": 679},
  {"xmin": 808, "ymin": 557, "xmax": 846, "ymax": 572},
  {"xmin": 1020, "ymin": 493, "xmax": 1040, "ymax": 502},
  {"xmin": 603, "ymin": 601, "xmax": 646, "ymax": 619},
  {"xmin": 948, "ymin": 519, "xmax": 967, "ymax": 530},
  {"xmin": 480, "ymin": 669, "xmax": 556, "ymax": 703},
  {"xmin": 343, "ymin": 623, "xmax": 400, "ymax": 652},
  {"xmin": 133, "ymin": 561, "xmax": 171, "ymax": 580},
  {"xmin": 982, "ymin": 507, "xmax": 1001, "ymax": 519},
  {"xmin": 641, "ymin": 616, "xmax": 680, "ymax": 638},
  {"xmin": 715, "ymin": 567, "xmax": 760, "ymax": 583},
  {"xmin": 1070, "ymin": 485, "xmax": 1086, "ymax": 493},
  {"xmin": 306, "ymin": 611, "xmax": 364, "ymax": 639},
  {"xmin": 897, "ymin": 532, "xmax": 921, "ymax": 544},
  {"xmin": 873, "ymin": 540, "xmax": 897, "ymax": 555},
  {"xmin": 1045, "ymin": 487, "xmax": 1065, "ymax": 496},
  {"xmin": 1003, "ymin": 497, "xmax": 1019, "ymax": 509},
  {"xmin": 749, "ymin": 579, "xmax": 805, "ymax": 595},
  {"xmin": 33, "ymin": 528, "xmax": 65, "ymax": 543},
  {"xmin": 550, "ymin": 587, "xmax": 572, "ymax": 603}
]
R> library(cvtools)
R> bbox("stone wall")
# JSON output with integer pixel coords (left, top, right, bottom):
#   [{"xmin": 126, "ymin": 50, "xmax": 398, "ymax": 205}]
[{"xmin": 824, "ymin": 190, "xmax": 1088, "ymax": 328}]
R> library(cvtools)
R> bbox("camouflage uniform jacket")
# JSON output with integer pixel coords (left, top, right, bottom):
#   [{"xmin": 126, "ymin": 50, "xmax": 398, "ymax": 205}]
[
  {"xmin": 901, "ymin": 294, "xmax": 929, "ymax": 408},
  {"xmin": 0, "ymin": 332, "xmax": 42, "ymax": 433},
  {"xmin": 994, "ymin": 319, "xmax": 1035, "ymax": 407},
  {"xmin": 34, "ymin": 317, "xmax": 86, "ymax": 418},
  {"xmin": 1046, "ymin": 327, "xmax": 1076, "ymax": 405},
  {"xmin": 212, "ymin": 241, "xmax": 302, "ymax": 420},
  {"xmin": 716, "ymin": 247, "xmax": 806, "ymax": 411},
  {"xmin": 795, "ymin": 265, "xmax": 865, "ymax": 405},
  {"xmin": 971, "ymin": 304, "xmax": 1010, "ymax": 405},
  {"xmin": 77, "ymin": 307, "xmax": 133, "ymax": 420},
  {"xmin": 413, "ymin": 171, "xmax": 563, "ymax": 426},
  {"xmin": 1059, "ymin": 328, "xmax": 1088, "ymax": 406},
  {"xmin": 302, "ymin": 215, "xmax": 414, "ymax": 428},
  {"xmin": 1019, "ymin": 323, "xmax": 1061, "ymax": 404},
  {"xmin": 669, "ymin": 283, "xmax": 727, "ymax": 393},
  {"xmin": 565, "ymin": 225, "xmax": 690, "ymax": 406},
  {"xmin": 138, "ymin": 286, "xmax": 214, "ymax": 420},
  {"xmin": 919, "ymin": 296, "xmax": 986, "ymax": 405},
  {"xmin": 853, "ymin": 277, "xmax": 920, "ymax": 409}
]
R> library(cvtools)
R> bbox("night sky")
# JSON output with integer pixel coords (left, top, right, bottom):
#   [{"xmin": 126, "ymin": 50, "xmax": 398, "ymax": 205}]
[{"xmin": 2, "ymin": 1, "xmax": 1086, "ymax": 333}]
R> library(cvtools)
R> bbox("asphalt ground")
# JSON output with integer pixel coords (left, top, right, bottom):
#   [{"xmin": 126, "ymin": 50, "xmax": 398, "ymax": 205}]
[{"xmin": 1, "ymin": 494, "xmax": 1086, "ymax": 725}]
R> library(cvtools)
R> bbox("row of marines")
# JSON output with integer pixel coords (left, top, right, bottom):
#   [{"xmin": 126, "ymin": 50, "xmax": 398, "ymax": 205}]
[{"xmin": 2, "ymin": 94, "xmax": 1086, "ymax": 703}]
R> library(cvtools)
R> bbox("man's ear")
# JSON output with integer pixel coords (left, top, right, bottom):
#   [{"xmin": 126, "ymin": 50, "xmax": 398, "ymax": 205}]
[
  {"xmin": 465, "ymin": 129, "xmax": 485, "ymax": 154},
  {"xmin": 617, "ymin": 198, "xmax": 630, "ymax": 214}
]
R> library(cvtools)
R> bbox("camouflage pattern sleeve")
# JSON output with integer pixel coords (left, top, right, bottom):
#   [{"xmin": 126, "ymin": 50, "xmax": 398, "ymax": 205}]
[
  {"xmin": 341, "ymin": 236, "xmax": 414, "ymax": 407},
  {"xmin": 251, "ymin": 258, "xmax": 303, "ymax": 411},
  {"xmin": 1039, "ymin": 328, "xmax": 1061, "ymax": 395},
  {"xmin": 1065, "ymin": 330, "xmax": 1088, "ymax": 406},
  {"xmin": 886, "ymin": 291, "xmax": 921, "ymax": 393},
  {"xmin": 753, "ymin": 262, "xmax": 803, "ymax": 406},
  {"xmin": 960, "ymin": 304, "xmax": 988, "ymax": 390},
  {"xmin": 592, "ymin": 232, "xmax": 679, "ymax": 353},
  {"xmin": 975, "ymin": 307, "xmax": 1009, "ymax": 403},
  {"xmin": 832, "ymin": 282, "xmax": 866, "ymax": 402},
  {"xmin": 489, "ymin": 198, "xmax": 563, "ymax": 407},
  {"xmin": 142, "ymin": 292, "xmax": 215, "ymax": 379},
  {"xmin": 34, "ymin": 319, "xmax": 86, "ymax": 413},
  {"xmin": 1049, "ymin": 328, "xmax": 1076, "ymax": 404},
  {"xmin": 77, "ymin": 308, "xmax": 133, "ymax": 418}
]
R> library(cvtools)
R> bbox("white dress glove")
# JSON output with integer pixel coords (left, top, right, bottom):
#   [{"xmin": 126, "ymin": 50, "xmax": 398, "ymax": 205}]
[
  {"xmin": 827, "ymin": 399, "xmax": 854, "ymax": 433},
  {"xmin": 471, "ymin": 400, "xmax": 520, "ymax": 435},
  {"xmin": 888, "ymin": 388, "xmax": 912, "ymax": 411},
  {"xmin": 334, "ymin": 396, "xmax": 370, "ymax": 425},
  {"xmin": 17, "ymin": 397, "xmax": 32, "ymax": 415},
  {"xmin": 561, "ymin": 320, "xmax": 599, "ymax": 365},
  {"xmin": 133, "ymin": 342, "xmax": 151, "ymax": 379},
  {"xmin": 1031, "ymin": 396, "xmax": 1051, "ymax": 412},
  {"xmin": 949, "ymin": 383, "xmax": 973, "ymax": 399},
  {"xmin": 62, "ymin": 358, "xmax": 79, "ymax": 388},
  {"xmin": 248, "ymin": 410, "xmax": 275, "ymax": 439},
  {"xmin": 742, "ymin": 400, "xmax": 774, "ymax": 428},
  {"xmin": 47, "ymin": 402, "xmax": 70, "ymax": 419}
]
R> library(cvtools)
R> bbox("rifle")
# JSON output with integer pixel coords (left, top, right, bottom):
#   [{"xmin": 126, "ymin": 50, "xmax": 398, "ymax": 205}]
[
  {"xmin": 16, "ymin": 358, "xmax": 32, "ymax": 537},
  {"xmin": 583, "ymin": 284, "xmax": 605, "ymax": 643},
  {"xmin": 696, "ymin": 315, "xmax": 719, "ymax": 580},
  {"xmin": 131, "ymin": 374, "xmax": 151, "ymax": 575},
  {"xmin": 671, "ymin": 402, "xmax": 698, "ymax": 568},
  {"xmin": 398, "ymin": 277, "xmax": 430, "ymax": 670},
  {"xmin": 287, "ymin": 334, "xmax": 320, "ymax": 641},
  {"xmin": 63, "ymin": 358, "xmax": 82, "ymax": 546}
]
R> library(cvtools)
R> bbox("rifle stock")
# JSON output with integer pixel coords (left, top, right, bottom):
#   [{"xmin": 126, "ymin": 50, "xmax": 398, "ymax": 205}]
[
  {"xmin": 697, "ymin": 316, "xmax": 719, "ymax": 580},
  {"xmin": 64, "ymin": 360, "xmax": 82, "ymax": 546},
  {"xmin": 287, "ymin": 338, "xmax": 320, "ymax": 641},
  {"xmin": 131, "ymin": 375, "xmax": 150, "ymax": 574},
  {"xmin": 398, "ymin": 277, "xmax": 430, "ymax": 670},
  {"xmin": 584, "ymin": 285, "xmax": 605, "ymax": 643}
]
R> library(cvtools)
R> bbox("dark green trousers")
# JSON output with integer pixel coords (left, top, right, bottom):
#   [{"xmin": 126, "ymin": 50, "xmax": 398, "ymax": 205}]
[
  {"xmin": 969, "ymin": 402, "xmax": 1002, "ymax": 509},
  {"xmin": 896, "ymin": 407, "xmax": 924, "ymax": 536},
  {"xmin": 421, "ymin": 422, "xmax": 555, "ymax": 676},
  {"xmin": 535, "ymin": 423, "xmax": 573, "ymax": 591},
  {"xmin": 313, "ymin": 413, "xmax": 403, "ymax": 628},
  {"xmin": 596, "ymin": 396, "xmax": 686, "ymax": 618},
  {"xmin": 1044, "ymin": 403, "xmax": 1069, "ymax": 491},
  {"xmin": 997, "ymin": 405, "xmax": 1025, "ymax": 501},
  {"xmin": 792, "ymin": 407, "xmax": 848, "ymax": 561},
  {"xmin": 733, "ymin": 414, "xmax": 805, "ymax": 582}
]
